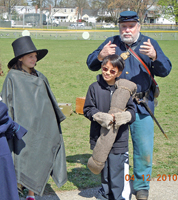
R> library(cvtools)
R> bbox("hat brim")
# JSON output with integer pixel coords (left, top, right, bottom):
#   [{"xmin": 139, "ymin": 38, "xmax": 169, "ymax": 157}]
[
  {"xmin": 119, "ymin": 18, "xmax": 139, "ymax": 23},
  {"xmin": 8, "ymin": 49, "xmax": 48, "ymax": 68}
]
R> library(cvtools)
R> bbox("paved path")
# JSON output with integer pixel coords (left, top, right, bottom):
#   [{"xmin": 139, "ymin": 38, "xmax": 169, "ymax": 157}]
[{"xmin": 20, "ymin": 179, "xmax": 178, "ymax": 200}]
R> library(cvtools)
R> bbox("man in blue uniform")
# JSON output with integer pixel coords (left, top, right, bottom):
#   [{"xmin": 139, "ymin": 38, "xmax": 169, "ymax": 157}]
[{"xmin": 86, "ymin": 11, "xmax": 172, "ymax": 200}]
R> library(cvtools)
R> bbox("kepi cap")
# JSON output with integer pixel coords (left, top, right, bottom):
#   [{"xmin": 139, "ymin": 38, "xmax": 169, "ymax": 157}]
[{"xmin": 118, "ymin": 11, "xmax": 139, "ymax": 23}]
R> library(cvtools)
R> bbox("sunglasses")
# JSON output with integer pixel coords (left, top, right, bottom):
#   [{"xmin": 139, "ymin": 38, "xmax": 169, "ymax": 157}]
[{"xmin": 102, "ymin": 67, "xmax": 117, "ymax": 75}]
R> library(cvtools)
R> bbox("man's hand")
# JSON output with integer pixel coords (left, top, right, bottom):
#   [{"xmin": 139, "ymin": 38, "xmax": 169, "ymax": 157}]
[
  {"xmin": 139, "ymin": 39, "xmax": 157, "ymax": 61},
  {"xmin": 98, "ymin": 41, "xmax": 117, "ymax": 61}
]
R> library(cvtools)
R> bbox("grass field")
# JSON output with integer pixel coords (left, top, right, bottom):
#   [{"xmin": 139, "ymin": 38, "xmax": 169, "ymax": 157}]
[
  {"xmin": 0, "ymin": 38, "xmax": 178, "ymax": 194},
  {"xmin": 0, "ymin": 29, "xmax": 178, "ymax": 41}
]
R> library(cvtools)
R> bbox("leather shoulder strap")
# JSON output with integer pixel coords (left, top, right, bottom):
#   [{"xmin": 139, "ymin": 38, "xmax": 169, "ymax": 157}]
[{"xmin": 126, "ymin": 45, "xmax": 158, "ymax": 86}]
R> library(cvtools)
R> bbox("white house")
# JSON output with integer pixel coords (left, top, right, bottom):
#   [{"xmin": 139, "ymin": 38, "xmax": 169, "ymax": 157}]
[
  {"xmin": 13, "ymin": 6, "xmax": 37, "ymax": 15},
  {"xmin": 82, "ymin": 9, "xmax": 97, "ymax": 23},
  {"xmin": 50, "ymin": 7, "xmax": 78, "ymax": 23},
  {"xmin": 97, "ymin": 9, "xmax": 112, "ymax": 17},
  {"xmin": 155, "ymin": 15, "xmax": 175, "ymax": 24},
  {"xmin": 144, "ymin": 5, "xmax": 176, "ymax": 24}
]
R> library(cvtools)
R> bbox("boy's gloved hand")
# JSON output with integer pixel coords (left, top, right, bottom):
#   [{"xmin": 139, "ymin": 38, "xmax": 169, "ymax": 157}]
[
  {"xmin": 92, "ymin": 112, "xmax": 114, "ymax": 130},
  {"xmin": 114, "ymin": 111, "xmax": 131, "ymax": 129}
]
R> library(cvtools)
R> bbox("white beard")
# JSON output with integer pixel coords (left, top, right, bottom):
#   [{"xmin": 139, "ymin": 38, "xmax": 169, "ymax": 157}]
[{"xmin": 120, "ymin": 32, "xmax": 140, "ymax": 45}]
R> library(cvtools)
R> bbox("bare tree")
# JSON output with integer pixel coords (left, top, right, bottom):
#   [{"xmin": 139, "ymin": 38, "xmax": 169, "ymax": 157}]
[
  {"xmin": 0, "ymin": 0, "xmax": 7, "ymax": 6},
  {"xmin": 129, "ymin": 0, "xmax": 157, "ymax": 23},
  {"xmin": 0, "ymin": 0, "xmax": 26, "ymax": 8},
  {"xmin": 30, "ymin": 0, "xmax": 52, "ymax": 8},
  {"xmin": 108, "ymin": 0, "xmax": 127, "ymax": 23},
  {"xmin": 0, "ymin": 0, "xmax": 27, "ymax": 17},
  {"xmin": 107, "ymin": 0, "xmax": 157, "ymax": 24},
  {"xmin": 74, "ymin": 0, "xmax": 89, "ymax": 19},
  {"xmin": 87, "ymin": 0, "xmax": 105, "ymax": 15}
]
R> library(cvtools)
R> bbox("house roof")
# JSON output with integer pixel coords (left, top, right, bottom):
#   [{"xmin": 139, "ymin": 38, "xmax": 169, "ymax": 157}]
[{"xmin": 82, "ymin": 9, "xmax": 98, "ymax": 17}]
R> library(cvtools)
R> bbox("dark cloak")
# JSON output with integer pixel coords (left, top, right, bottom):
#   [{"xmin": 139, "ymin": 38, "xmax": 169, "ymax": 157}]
[{"xmin": 1, "ymin": 69, "xmax": 67, "ymax": 196}]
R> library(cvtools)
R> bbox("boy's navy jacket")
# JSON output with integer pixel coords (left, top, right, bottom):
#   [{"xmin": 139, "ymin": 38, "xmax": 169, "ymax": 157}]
[{"xmin": 83, "ymin": 74, "xmax": 136, "ymax": 154}]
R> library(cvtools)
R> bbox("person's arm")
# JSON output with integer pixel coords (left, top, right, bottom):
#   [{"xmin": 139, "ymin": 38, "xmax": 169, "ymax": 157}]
[
  {"xmin": 139, "ymin": 38, "xmax": 172, "ymax": 77},
  {"xmin": 83, "ymin": 84, "xmax": 101, "ymax": 121},
  {"xmin": 1, "ymin": 77, "xmax": 14, "ymax": 119},
  {"xmin": 0, "ymin": 102, "xmax": 27, "ymax": 140},
  {"xmin": 152, "ymin": 41, "xmax": 172, "ymax": 77},
  {"xmin": 83, "ymin": 84, "xmax": 113, "ymax": 128},
  {"xmin": 4, "ymin": 116, "xmax": 27, "ymax": 140},
  {"xmin": 86, "ymin": 37, "xmax": 117, "ymax": 71}
]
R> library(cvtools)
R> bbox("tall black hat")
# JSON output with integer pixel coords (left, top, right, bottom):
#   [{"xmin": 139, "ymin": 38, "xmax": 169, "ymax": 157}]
[{"xmin": 8, "ymin": 36, "xmax": 48, "ymax": 68}]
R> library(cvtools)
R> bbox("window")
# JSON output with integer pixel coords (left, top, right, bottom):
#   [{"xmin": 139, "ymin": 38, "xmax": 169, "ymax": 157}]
[{"xmin": 150, "ymin": 19, "xmax": 154, "ymax": 23}]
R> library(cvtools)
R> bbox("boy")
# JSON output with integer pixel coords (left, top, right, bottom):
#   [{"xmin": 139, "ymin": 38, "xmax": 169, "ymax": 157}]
[{"xmin": 83, "ymin": 54, "xmax": 136, "ymax": 200}]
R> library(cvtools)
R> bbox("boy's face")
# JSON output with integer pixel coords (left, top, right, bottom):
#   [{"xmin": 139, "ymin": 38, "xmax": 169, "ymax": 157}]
[{"xmin": 101, "ymin": 61, "xmax": 122, "ymax": 85}]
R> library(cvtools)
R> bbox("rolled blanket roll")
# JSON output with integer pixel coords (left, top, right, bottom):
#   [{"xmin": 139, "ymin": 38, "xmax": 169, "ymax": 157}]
[{"xmin": 87, "ymin": 79, "xmax": 137, "ymax": 174}]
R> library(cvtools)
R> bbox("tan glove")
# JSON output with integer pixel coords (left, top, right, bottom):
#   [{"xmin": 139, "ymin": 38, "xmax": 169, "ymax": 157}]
[
  {"xmin": 92, "ymin": 112, "xmax": 114, "ymax": 130},
  {"xmin": 114, "ymin": 111, "xmax": 131, "ymax": 129}
]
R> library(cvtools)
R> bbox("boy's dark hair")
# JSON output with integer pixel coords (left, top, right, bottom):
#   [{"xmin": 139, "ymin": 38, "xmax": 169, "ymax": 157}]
[{"xmin": 101, "ymin": 54, "xmax": 125, "ymax": 71}]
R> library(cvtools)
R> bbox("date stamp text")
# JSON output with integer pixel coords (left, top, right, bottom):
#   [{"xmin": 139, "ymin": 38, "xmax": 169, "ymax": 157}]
[{"xmin": 125, "ymin": 174, "xmax": 178, "ymax": 181}]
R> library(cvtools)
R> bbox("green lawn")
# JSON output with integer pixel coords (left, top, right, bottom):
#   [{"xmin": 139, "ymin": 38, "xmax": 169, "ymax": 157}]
[{"xmin": 0, "ymin": 38, "xmax": 178, "ymax": 193}]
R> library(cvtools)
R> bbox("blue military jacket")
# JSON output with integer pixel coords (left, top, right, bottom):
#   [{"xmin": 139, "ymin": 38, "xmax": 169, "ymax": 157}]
[
  {"xmin": 87, "ymin": 33, "xmax": 172, "ymax": 114},
  {"xmin": 0, "ymin": 101, "xmax": 27, "ymax": 200}
]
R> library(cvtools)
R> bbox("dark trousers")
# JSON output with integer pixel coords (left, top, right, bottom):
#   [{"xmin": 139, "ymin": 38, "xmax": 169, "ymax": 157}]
[{"xmin": 100, "ymin": 152, "xmax": 131, "ymax": 200}]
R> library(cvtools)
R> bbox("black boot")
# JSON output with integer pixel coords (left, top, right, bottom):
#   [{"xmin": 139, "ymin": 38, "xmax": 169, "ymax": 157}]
[{"xmin": 136, "ymin": 190, "xmax": 149, "ymax": 200}]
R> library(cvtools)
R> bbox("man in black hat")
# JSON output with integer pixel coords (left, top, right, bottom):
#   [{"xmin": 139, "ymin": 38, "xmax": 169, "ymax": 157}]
[{"xmin": 86, "ymin": 10, "xmax": 172, "ymax": 200}]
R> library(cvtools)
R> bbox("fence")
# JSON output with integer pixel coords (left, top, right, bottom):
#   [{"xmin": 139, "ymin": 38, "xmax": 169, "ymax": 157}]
[{"xmin": 0, "ymin": 28, "xmax": 178, "ymax": 41}]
